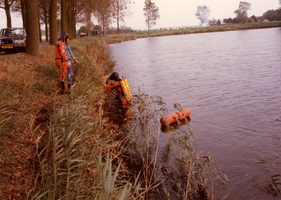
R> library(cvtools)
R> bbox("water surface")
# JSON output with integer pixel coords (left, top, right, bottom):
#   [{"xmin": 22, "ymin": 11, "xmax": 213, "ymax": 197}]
[{"xmin": 108, "ymin": 28, "xmax": 281, "ymax": 199}]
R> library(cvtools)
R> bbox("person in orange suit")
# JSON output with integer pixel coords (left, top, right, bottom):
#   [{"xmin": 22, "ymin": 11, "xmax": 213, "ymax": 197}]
[
  {"xmin": 55, "ymin": 33, "xmax": 71, "ymax": 93},
  {"xmin": 106, "ymin": 72, "xmax": 127, "ymax": 106}
]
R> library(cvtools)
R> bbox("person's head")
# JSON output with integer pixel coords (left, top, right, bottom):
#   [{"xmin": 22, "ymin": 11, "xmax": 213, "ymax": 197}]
[
  {"xmin": 109, "ymin": 72, "xmax": 120, "ymax": 81},
  {"xmin": 61, "ymin": 32, "xmax": 70, "ymax": 43}
]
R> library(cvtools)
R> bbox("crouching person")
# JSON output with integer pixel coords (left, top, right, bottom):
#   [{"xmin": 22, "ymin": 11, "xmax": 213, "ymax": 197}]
[{"xmin": 106, "ymin": 72, "xmax": 127, "ymax": 106}]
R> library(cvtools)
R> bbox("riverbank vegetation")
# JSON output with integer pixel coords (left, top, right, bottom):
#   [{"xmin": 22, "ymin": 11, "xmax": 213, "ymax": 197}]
[{"xmin": 131, "ymin": 21, "xmax": 281, "ymax": 38}]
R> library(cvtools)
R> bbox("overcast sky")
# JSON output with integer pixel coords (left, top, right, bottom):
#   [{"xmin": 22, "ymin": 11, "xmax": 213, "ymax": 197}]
[{"xmin": 0, "ymin": 0, "xmax": 280, "ymax": 30}]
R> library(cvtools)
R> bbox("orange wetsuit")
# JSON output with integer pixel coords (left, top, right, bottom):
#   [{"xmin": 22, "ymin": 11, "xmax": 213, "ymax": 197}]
[
  {"xmin": 55, "ymin": 41, "xmax": 69, "ymax": 92},
  {"xmin": 106, "ymin": 81, "xmax": 127, "ymax": 106}
]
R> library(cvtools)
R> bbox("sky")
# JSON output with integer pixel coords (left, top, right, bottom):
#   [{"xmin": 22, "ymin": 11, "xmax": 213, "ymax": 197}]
[{"xmin": 0, "ymin": 0, "xmax": 280, "ymax": 30}]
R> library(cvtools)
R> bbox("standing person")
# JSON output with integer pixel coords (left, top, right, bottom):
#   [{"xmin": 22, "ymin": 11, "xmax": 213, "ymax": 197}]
[
  {"xmin": 62, "ymin": 32, "xmax": 79, "ymax": 87},
  {"xmin": 54, "ymin": 35, "xmax": 71, "ymax": 93},
  {"xmin": 106, "ymin": 72, "xmax": 127, "ymax": 106}
]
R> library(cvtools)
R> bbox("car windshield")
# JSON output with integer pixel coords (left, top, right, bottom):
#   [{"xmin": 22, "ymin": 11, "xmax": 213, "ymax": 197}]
[{"xmin": 0, "ymin": 28, "xmax": 25, "ymax": 36}]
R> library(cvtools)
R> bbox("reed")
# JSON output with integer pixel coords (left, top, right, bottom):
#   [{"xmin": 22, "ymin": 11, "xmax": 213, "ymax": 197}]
[{"xmin": 123, "ymin": 91, "xmax": 229, "ymax": 199}]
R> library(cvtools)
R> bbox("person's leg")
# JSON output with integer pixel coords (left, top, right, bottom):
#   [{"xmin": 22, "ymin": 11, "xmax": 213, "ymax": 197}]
[
  {"xmin": 62, "ymin": 63, "xmax": 68, "ymax": 92},
  {"xmin": 67, "ymin": 61, "xmax": 74, "ymax": 84},
  {"xmin": 56, "ymin": 60, "xmax": 65, "ymax": 91}
]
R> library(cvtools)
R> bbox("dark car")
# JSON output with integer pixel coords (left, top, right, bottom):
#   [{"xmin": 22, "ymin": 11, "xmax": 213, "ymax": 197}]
[{"xmin": 0, "ymin": 28, "xmax": 26, "ymax": 53}]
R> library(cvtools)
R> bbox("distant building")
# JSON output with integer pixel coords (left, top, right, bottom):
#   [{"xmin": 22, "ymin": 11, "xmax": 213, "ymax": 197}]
[{"xmin": 160, "ymin": 26, "xmax": 181, "ymax": 30}]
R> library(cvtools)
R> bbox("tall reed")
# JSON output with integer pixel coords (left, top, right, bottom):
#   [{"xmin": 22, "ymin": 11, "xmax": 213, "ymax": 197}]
[{"xmin": 123, "ymin": 91, "xmax": 229, "ymax": 199}]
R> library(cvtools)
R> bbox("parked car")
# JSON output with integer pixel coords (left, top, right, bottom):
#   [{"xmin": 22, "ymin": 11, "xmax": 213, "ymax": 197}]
[
  {"xmin": 80, "ymin": 32, "xmax": 87, "ymax": 37},
  {"xmin": 0, "ymin": 28, "xmax": 26, "ymax": 53}
]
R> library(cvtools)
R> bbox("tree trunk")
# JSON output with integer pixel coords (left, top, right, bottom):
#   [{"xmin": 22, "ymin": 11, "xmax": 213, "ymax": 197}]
[
  {"xmin": 4, "ymin": 0, "xmax": 12, "ymax": 28},
  {"xmin": 117, "ymin": 11, "xmax": 120, "ymax": 34},
  {"xmin": 25, "ymin": 0, "xmax": 40, "ymax": 55},
  {"xmin": 67, "ymin": 0, "xmax": 76, "ymax": 39},
  {"xmin": 21, "ymin": 0, "xmax": 26, "ymax": 29},
  {"xmin": 44, "ymin": 11, "xmax": 48, "ymax": 42},
  {"xmin": 116, "ymin": 0, "xmax": 120, "ymax": 34},
  {"xmin": 38, "ymin": 7, "xmax": 42, "ymax": 42},
  {"xmin": 61, "ymin": 0, "xmax": 67, "ymax": 33},
  {"xmin": 49, "ymin": 0, "xmax": 57, "ymax": 45}
]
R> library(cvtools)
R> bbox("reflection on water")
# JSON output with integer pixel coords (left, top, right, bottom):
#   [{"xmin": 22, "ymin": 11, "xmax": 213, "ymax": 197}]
[{"xmin": 108, "ymin": 28, "xmax": 281, "ymax": 200}]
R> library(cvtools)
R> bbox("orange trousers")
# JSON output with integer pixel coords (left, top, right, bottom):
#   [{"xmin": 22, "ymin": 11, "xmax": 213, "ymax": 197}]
[{"xmin": 56, "ymin": 60, "xmax": 68, "ymax": 92}]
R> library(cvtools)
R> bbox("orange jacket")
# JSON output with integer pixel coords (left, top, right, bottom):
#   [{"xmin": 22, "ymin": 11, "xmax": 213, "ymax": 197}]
[{"xmin": 54, "ymin": 41, "xmax": 68, "ymax": 63}]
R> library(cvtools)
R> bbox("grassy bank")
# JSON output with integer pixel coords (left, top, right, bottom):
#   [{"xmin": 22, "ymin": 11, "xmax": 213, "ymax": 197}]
[
  {"xmin": 123, "ymin": 21, "xmax": 281, "ymax": 38},
  {"xmin": 0, "ymin": 38, "xmax": 135, "ymax": 199}
]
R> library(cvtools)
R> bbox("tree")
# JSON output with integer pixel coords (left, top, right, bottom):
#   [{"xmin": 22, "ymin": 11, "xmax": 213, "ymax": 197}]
[
  {"xmin": 49, "ymin": 0, "xmax": 57, "ymax": 45},
  {"xmin": 61, "ymin": 0, "xmax": 67, "ymax": 33},
  {"xmin": 196, "ymin": 6, "xmax": 211, "ymax": 24},
  {"xmin": 234, "ymin": 1, "xmax": 251, "ymax": 23},
  {"xmin": 262, "ymin": 9, "xmax": 281, "ymax": 21},
  {"xmin": 143, "ymin": 0, "xmax": 159, "ymax": 36},
  {"xmin": 250, "ymin": 15, "xmax": 257, "ymax": 22},
  {"xmin": 25, "ymin": 0, "xmax": 40, "ymax": 55},
  {"xmin": 0, "ymin": 0, "xmax": 16, "ymax": 28},
  {"xmin": 217, "ymin": 19, "xmax": 221, "ymax": 25},
  {"xmin": 38, "ymin": 0, "xmax": 50, "ymax": 41},
  {"xmin": 95, "ymin": 0, "xmax": 112, "ymax": 36},
  {"xmin": 112, "ymin": 0, "xmax": 132, "ymax": 34},
  {"xmin": 11, "ymin": 0, "xmax": 26, "ymax": 28}
]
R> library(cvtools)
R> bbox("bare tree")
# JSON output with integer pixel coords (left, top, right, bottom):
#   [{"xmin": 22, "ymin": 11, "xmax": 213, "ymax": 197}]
[
  {"xmin": 11, "ymin": 0, "xmax": 26, "ymax": 28},
  {"xmin": 38, "ymin": 0, "xmax": 50, "ymax": 41},
  {"xmin": 25, "ymin": 0, "xmax": 40, "ymax": 55},
  {"xmin": 94, "ymin": 0, "xmax": 112, "ymax": 36},
  {"xmin": 143, "ymin": 0, "xmax": 159, "ymax": 36},
  {"xmin": 112, "ymin": 0, "xmax": 131, "ymax": 34},
  {"xmin": 49, "ymin": 0, "xmax": 57, "ymax": 45},
  {"xmin": 196, "ymin": 6, "xmax": 211, "ymax": 24},
  {"xmin": 0, "ymin": 0, "xmax": 16, "ymax": 28},
  {"xmin": 234, "ymin": 1, "xmax": 251, "ymax": 23}
]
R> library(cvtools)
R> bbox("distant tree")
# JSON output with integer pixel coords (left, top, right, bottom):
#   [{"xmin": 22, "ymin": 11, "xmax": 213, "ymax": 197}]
[
  {"xmin": 112, "ymin": 0, "xmax": 131, "ymax": 34},
  {"xmin": 11, "ymin": 0, "xmax": 26, "ymax": 28},
  {"xmin": 0, "ymin": 0, "xmax": 16, "ymax": 28},
  {"xmin": 25, "ymin": 0, "xmax": 40, "ymax": 55},
  {"xmin": 250, "ymin": 15, "xmax": 257, "ymax": 22},
  {"xmin": 94, "ymin": 0, "xmax": 112, "ymax": 36},
  {"xmin": 234, "ymin": 1, "xmax": 251, "ymax": 23},
  {"xmin": 217, "ymin": 19, "xmax": 221, "ymax": 25},
  {"xmin": 143, "ymin": 0, "xmax": 159, "ymax": 36},
  {"xmin": 223, "ymin": 18, "xmax": 228, "ymax": 24},
  {"xmin": 196, "ymin": 6, "xmax": 211, "ymax": 24},
  {"xmin": 49, "ymin": 0, "xmax": 57, "ymax": 45},
  {"xmin": 263, "ymin": 9, "xmax": 281, "ymax": 21},
  {"xmin": 38, "ymin": 0, "xmax": 50, "ymax": 41}
]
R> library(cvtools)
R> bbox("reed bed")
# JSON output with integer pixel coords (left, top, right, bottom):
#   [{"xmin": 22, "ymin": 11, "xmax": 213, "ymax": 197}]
[{"xmin": 123, "ymin": 92, "xmax": 229, "ymax": 199}]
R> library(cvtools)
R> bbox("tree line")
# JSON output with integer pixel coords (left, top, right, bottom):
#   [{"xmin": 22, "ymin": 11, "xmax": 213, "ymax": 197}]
[
  {"xmin": 0, "ymin": 0, "xmax": 134, "ymax": 55},
  {"xmin": 196, "ymin": 1, "xmax": 281, "ymax": 26}
]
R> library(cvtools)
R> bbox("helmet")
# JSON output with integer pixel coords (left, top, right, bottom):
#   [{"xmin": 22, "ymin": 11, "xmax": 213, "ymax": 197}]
[
  {"xmin": 109, "ymin": 72, "xmax": 120, "ymax": 81},
  {"xmin": 61, "ymin": 32, "xmax": 70, "ymax": 42}
]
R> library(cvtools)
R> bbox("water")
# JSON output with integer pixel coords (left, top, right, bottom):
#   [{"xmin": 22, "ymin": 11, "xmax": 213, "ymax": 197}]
[{"xmin": 108, "ymin": 28, "xmax": 281, "ymax": 199}]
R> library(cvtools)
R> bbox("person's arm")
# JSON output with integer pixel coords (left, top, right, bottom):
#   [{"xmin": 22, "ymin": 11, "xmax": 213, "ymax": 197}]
[
  {"xmin": 72, "ymin": 57, "xmax": 79, "ymax": 64},
  {"xmin": 67, "ymin": 45, "xmax": 79, "ymax": 64}
]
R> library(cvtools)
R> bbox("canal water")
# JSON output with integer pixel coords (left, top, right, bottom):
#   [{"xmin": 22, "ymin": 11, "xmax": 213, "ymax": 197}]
[{"xmin": 108, "ymin": 28, "xmax": 281, "ymax": 199}]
